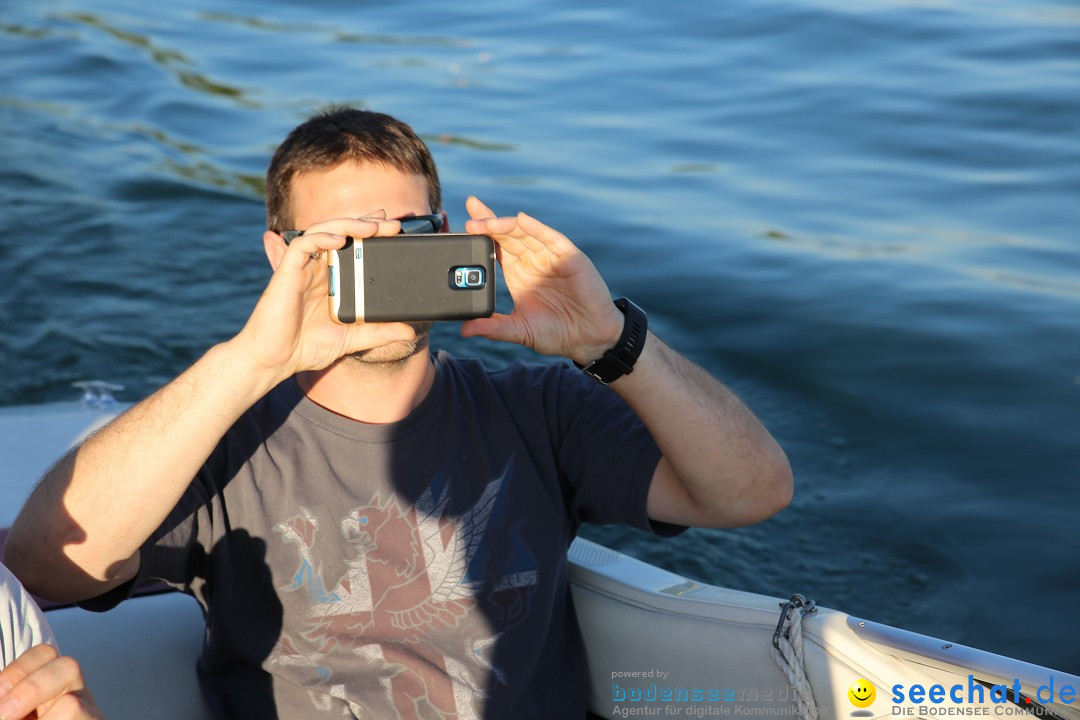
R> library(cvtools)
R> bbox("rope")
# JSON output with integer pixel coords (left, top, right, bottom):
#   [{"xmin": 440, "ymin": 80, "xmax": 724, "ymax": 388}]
[{"xmin": 771, "ymin": 595, "xmax": 820, "ymax": 720}]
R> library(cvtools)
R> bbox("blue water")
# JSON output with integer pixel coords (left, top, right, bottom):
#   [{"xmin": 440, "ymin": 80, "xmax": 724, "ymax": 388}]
[{"xmin": 1, "ymin": 0, "xmax": 1078, "ymax": 673}]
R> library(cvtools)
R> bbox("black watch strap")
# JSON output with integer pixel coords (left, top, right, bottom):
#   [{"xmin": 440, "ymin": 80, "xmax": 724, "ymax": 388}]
[{"xmin": 574, "ymin": 298, "xmax": 648, "ymax": 385}]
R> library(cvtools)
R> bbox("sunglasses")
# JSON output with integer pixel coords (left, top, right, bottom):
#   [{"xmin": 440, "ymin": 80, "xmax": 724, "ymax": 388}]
[{"xmin": 279, "ymin": 213, "xmax": 444, "ymax": 245}]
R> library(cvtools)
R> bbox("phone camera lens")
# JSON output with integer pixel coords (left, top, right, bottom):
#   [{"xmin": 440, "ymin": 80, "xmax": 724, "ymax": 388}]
[{"xmin": 452, "ymin": 266, "xmax": 484, "ymax": 288}]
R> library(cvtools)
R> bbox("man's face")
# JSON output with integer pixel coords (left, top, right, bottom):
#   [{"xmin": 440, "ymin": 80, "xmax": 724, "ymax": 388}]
[{"xmin": 289, "ymin": 160, "xmax": 436, "ymax": 365}]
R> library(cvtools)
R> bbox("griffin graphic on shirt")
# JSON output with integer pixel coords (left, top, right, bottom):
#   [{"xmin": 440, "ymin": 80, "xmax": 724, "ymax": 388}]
[{"xmin": 271, "ymin": 466, "xmax": 538, "ymax": 718}]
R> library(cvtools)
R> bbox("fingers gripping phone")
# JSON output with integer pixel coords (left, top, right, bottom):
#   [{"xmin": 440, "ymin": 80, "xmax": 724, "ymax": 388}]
[{"xmin": 326, "ymin": 233, "xmax": 496, "ymax": 323}]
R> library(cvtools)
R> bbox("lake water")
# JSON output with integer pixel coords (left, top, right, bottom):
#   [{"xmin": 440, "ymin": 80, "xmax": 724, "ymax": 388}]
[{"xmin": 1, "ymin": 0, "xmax": 1078, "ymax": 673}]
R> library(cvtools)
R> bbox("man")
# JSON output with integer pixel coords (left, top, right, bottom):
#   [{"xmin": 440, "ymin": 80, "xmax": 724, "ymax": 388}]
[
  {"xmin": 0, "ymin": 563, "xmax": 103, "ymax": 720},
  {"xmin": 4, "ymin": 108, "xmax": 792, "ymax": 718}
]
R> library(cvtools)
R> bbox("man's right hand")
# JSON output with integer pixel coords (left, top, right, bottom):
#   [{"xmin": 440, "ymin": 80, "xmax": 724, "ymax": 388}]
[
  {"xmin": 238, "ymin": 214, "xmax": 418, "ymax": 380},
  {"xmin": 0, "ymin": 645, "xmax": 103, "ymax": 720},
  {"xmin": 4, "ymin": 216, "xmax": 419, "ymax": 603}
]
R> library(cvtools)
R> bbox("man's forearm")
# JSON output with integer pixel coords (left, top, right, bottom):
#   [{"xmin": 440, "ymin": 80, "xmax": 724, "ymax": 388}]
[
  {"xmin": 610, "ymin": 332, "xmax": 793, "ymax": 527},
  {"xmin": 4, "ymin": 339, "xmax": 281, "ymax": 601}
]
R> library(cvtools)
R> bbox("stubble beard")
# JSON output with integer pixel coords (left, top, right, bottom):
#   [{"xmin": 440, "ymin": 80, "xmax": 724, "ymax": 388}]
[{"xmin": 347, "ymin": 321, "xmax": 434, "ymax": 367}]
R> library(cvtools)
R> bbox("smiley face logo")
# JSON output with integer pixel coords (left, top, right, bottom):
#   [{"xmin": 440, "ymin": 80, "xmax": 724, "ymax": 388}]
[{"xmin": 848, "ymin": 679, "xmax": 876, "ymax": 708}]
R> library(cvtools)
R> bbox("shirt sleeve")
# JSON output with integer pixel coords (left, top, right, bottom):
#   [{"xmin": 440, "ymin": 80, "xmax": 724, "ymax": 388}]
[
  {"xmin": 549, "ymin": 363, "xmax": 686, "ymax": 537},
  {"xmin": 0, "ymin": 562, "xmax": 57, "ymax": 669}
]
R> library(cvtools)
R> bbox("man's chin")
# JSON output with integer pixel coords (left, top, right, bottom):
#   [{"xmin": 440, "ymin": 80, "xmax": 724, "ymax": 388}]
[{"xmin": 348, "ymin": 322, "xmax": 432, "ymax": 366}]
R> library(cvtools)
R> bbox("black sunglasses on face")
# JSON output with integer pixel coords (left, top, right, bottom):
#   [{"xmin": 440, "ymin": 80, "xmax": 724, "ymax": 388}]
[{"xmin": 279, "ymin": 213, "xmax": 444, "ymax": 245}]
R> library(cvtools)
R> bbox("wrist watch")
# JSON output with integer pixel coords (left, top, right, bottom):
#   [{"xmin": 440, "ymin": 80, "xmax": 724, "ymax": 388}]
[{"xmin": 574, "ymin": 297, "xmax": 648, "ymax": 385}]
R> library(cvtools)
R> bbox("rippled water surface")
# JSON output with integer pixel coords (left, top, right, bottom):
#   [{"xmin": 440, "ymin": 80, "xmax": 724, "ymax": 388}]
[{"xmin": 2, "ymin": 0, "xmax": 1078, "ymax": 672}]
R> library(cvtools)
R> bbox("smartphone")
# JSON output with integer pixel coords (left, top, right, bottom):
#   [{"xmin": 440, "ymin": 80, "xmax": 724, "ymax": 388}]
[{"xmin": 326, "ymin": 233, "xmax": 496, "ymax": 323}]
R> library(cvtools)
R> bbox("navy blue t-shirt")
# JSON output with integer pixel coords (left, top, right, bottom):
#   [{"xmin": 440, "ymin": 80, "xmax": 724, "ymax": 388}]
[{"xmin": 103, "ymin": 352, "xmax": 671, "ymax": 718}]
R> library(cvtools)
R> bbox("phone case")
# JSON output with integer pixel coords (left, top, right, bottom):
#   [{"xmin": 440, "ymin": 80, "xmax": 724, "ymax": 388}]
[{"xmin": 327, "ymin": 233, "xmax": 496, "ymax": 323}]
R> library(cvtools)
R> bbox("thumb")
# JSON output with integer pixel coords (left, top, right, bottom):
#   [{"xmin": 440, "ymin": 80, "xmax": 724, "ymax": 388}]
[{"xmin": 460, "ymin": 314, "xmax": 526, "ymax": 345}]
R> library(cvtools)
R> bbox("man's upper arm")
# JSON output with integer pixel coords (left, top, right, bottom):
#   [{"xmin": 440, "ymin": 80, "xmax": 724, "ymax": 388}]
[
  {"xmin": 646, "ymin": 456, "xmax": 741, "ymax": 529},
  {"xmin": 646, "ymin": 457, "xmax": 698, "ymax": 527},
  {"xmin": 73, "ymin": 550, "xmax": 143, "ymax": 613},
  {"xmin": 647, "ymin": 451, "xmax": 793, "ymax": 529},
  {"xmin": 104, "ymin": 551, "xmax": 142, "ymax": 594}
]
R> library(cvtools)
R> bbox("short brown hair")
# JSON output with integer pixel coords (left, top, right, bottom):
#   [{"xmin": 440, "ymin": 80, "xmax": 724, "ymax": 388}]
[{"xmin": 265, "ymin": 107, "xmax": 442, "ymax": 231}]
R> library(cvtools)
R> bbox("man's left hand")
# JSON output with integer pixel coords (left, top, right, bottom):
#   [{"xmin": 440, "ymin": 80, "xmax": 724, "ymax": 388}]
[{"xmin": 462, "ymin": 196, "xmax": 625, "ymax": 365}]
